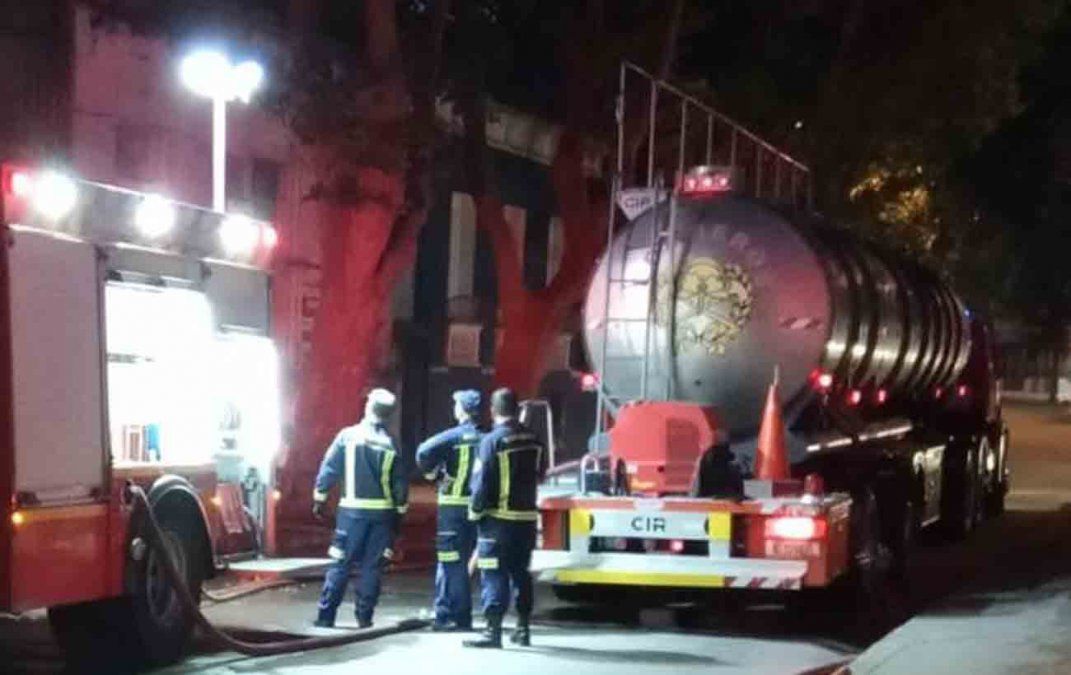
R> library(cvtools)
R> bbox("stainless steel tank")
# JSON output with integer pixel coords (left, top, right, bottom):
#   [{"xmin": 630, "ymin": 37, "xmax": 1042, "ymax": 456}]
[{"xmin": 583, "ymin": 194, "xmax": 971, "ymax": 436}]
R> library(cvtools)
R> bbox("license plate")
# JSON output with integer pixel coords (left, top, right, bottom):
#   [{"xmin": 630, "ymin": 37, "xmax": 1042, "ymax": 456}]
[{"xmin": 589, "ymin": 510, "xmax": 707, "ymax": 540}]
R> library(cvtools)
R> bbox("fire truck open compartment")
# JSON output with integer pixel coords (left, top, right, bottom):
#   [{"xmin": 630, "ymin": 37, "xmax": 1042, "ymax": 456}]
[{"xmin": 103, "ymin": 278, "xmax": 281, "ymax": 486}]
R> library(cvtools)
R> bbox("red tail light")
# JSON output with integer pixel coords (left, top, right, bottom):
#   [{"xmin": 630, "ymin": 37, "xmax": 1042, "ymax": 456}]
[
  {"xmin": 580, "ymin": 372, "xmax": 599, "ymax": 391},
  {"xmin": 679, "ymin": 166, "xmax": 735, "ymax": 195},
  {"xmin": 810, "ymin": 369, "xmax": 833, "ymax": 391},
  {"xmin": 765, "ymin": 516, "xmax": 827, "ymax": 540},
  {"xmin": 803, "ymin": 473, "xmax": 825, "ymax": 498},
  {"xmin": 848, "ymin": 389, "xmax": 862, "ymax": 406},
  {"xmin": 9, "ymin": 169, "xmax": 32, "ymax": 198}
]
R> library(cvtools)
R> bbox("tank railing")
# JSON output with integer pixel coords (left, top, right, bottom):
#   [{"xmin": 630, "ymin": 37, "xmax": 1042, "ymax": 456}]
[
  {"xmin": 594, "ymin": 62, "xmax": 814, "ymax": 441},
  {"xmin": 618, "ymin": 61, "xmax": 813, "ymax": 209}
]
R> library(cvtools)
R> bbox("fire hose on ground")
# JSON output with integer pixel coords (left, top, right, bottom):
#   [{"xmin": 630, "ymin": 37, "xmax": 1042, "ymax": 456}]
[{"xmin": 127, "ymin": 484, "xmax": 430, "ymax": 658}]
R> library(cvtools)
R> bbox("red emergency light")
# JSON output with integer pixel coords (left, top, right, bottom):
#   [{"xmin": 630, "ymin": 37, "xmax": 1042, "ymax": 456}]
[
  {"xmin": 810, "ymin": 369, "xmax": 834, "ymax": 391},
  {"xmin": 9, "ymin": 169, "xmax": 32, "ymax": 198},
  {"xmin": 765, "ymin": 516, "xmax": 827, "ymax": 541},
  {"xmin": 679, "ymin": 166, "xmax": 735, "ymax": 196},
  {"xmin": 579, "ymin": 372, "xmax": 599, "ymax": 392}
]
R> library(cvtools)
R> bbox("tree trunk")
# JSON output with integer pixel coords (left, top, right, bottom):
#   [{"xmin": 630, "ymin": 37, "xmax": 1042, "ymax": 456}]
[
  {"xmin": 271, "ymin": 0, "xmax": 449, "ymax": 555},
  {"xmin": 1049, "ymin": 346, "xmax": 1064, "ymax": 404}
]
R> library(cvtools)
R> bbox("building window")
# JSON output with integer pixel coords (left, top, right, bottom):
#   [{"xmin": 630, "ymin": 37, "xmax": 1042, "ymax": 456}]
[
  {"xmin": 448, "ymin": 191, "xmax": 477, "ymax": 303},
  {"xmin": 502, "ymin": 204, "xmax": 527, "ymax": 265},
  {"xmin": 547, "ymin": 215, "xmax": 563, "ymax": 282},
  {"xmin": 115, "ymin": 123, "xmax": 154, "ymax": 183}
]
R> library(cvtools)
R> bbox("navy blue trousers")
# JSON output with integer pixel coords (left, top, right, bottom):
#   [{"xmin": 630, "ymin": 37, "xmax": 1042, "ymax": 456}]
[
  {"xmin": 433, "ymin": 504, "xmax": 477, "ymax": 626},
  {"xmin": 476, "ymin": 517, "xmax": 537, "ymax": 621},
  {"xmin": 317, "ymin": 510, "xmax": 393, "ymax": 624}
]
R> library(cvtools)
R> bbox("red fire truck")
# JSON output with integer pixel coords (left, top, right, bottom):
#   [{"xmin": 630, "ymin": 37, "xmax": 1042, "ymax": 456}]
[{"xmin": 0, "ymin": 166, "xmax": 282, "ymax": 664}]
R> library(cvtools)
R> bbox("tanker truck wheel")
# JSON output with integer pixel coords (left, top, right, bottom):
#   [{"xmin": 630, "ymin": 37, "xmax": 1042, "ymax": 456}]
[
  {"xmin": 840, "ymin": 487, "xmax": 901, "ymax": 631},
  {"xmin": 552, "ymin": 583, "xmax": 605, "ymax": 604},
  {"xmin": 984, "ymin": 428, "xmax": 1009, "ymax": 518},
  {"xmin": 942, "ymin": 441, "xmax": 983, "ymax": 541}
]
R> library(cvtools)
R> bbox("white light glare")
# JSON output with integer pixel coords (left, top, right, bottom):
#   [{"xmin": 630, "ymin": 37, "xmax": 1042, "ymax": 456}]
[
  {"xmin": 32, "ymin": 171, "xmax": 78, "ymax": 221},
  {"xmin": 180, "ymin": 50, "xmax": 232, "ymax": 99},
  {"xmin": 134, "ymin": 194, "xmax": 177, "ymax": 238},
  {"xmin": 180, "ymin": 49, "xmax": 264, "ymax": 102},
  {"xmin": 220, "ymin": 214, "xmax": 260, "ymax": 255},
  {"xmin": 230, "ymin": 61, "xmax": 264, "ymax": 104}
]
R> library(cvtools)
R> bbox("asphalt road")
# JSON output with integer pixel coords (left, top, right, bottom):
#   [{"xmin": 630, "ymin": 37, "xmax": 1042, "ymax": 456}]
[{"xmin": 3, "ymin": 401, "xmax": 1070, "ymax": 674}]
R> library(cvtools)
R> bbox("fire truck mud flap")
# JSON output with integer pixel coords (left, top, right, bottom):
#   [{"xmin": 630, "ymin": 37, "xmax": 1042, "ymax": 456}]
[{"xmin": 532, "ymin": 550, "xmax": 808, "ymax": 590}]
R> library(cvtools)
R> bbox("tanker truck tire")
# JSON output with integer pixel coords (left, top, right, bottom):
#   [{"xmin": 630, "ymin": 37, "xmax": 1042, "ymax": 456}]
[
  {"xmin": 840, "ymin": 487, "xmax": 901, "ymax": 631},
  {"xmin": 984, "ymin": 429, "xmax": 1009, "ymax": 518},
  {"xmin": 552, "ymin": 584, "xmax": 605, "ymax": 604},
  {"xmin": 942, "ymin": 442, "xmax": 982, "ymax": 541},
  {"xmin": 128, "ymin": 506, "xmax": 207, "ymax": 666}
]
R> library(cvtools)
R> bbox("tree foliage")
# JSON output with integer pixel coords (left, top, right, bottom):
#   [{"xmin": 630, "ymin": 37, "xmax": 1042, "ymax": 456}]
[{"xmin": 680, "ymin": 0, "xmax": 1061, "ymax": 273}]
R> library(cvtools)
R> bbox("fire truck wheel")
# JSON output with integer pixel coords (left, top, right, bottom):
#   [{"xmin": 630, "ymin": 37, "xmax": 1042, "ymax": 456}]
[
  {"xmin": 129, "ymin": 506, "xmax": 207, "ymax": 665},
  {"xmin": 48, "ymin": 599, "xmax": 144, "ymax": 671}
]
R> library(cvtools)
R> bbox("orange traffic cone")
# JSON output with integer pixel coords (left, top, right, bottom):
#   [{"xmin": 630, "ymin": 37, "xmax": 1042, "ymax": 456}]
[{"xmin": 755, "ymin": 366, "xmax": 790, "ymax": 481}]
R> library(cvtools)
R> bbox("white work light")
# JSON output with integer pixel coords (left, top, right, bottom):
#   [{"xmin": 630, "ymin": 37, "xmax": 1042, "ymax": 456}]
[
  {"xmin": 179, "ymin": 49, "xmax": 265, "ymax": 212},
  {"xmin": 220, "ymin": 214, "xmax": 260, "ymax": 255},
  {"xmin": 134, "ymin": 194, "xmax": 177, "ymax": 238},
  {"xmin": 32, "ymin": 171, "xmax": 78, "ymax": 221}
]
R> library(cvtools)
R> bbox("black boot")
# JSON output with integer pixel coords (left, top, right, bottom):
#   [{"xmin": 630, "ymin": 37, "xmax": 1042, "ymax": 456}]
[
  {"xmin": 463, "ymin": 616, "xmax": 502, "ymax": 648},
  {"xmin": 510, "ymin": 615, "xmax": 531, "ymax": 646}
]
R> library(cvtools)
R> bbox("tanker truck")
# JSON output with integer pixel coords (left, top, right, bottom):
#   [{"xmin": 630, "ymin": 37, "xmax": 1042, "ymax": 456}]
[{"xmin": 531, "ymin": 162, "xmax": 1008, "ymax": 605}]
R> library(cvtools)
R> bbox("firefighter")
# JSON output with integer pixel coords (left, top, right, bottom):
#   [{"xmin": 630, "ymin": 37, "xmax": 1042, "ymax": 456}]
[
  {"xmin": 415, "ymin": 389, "xmax": 483, "ymax": 631},
  {"xmin": 312, "ymin": 388, "xmax": 408, "ymax": 629},
  {"xmin": 464, "ymin": 388, "xmax": 545, "ymax": 649}
]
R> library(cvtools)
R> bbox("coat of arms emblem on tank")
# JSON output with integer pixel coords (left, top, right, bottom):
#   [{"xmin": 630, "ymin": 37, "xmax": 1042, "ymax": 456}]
[{"xmin": 661, "ymin": 257, "xmax": 754, "ymax": 355}]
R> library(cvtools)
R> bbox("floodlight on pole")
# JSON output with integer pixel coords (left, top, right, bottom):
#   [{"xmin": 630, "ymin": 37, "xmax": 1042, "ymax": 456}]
[{"xmin": 179, "ymin": 49, "xmax": 265, "ymax": 212}]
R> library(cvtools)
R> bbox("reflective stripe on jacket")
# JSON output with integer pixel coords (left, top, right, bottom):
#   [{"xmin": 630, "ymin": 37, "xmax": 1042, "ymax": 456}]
[
  {"xmin": 469, "ymin": 420, "xmax": 544, "ymax": 522},
  {"xmin": 313, "ymin": 418, "xmax": 409, "ymax": 514},
  {"xmin": 415, "ymin": 422, "xmax": 482, "ymax": 507}
]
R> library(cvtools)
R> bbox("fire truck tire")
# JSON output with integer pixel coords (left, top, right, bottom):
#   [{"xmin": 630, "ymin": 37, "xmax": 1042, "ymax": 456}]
[
  {"xmin": 48, "ymin": 599, "xmax": 145, "ymax": 671},
  {"xmin": 128, "ymin": 505, "xmax": 207, "ymax": 666}
]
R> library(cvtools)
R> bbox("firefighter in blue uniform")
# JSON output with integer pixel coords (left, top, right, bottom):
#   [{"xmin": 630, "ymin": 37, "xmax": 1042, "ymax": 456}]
[
  {"xmin": 312, "ymin": 388, "xmax": 408, "ymax": 628},
  {"xmin": 464, "ymin": 388, "xmax": 545, "ymax": 649},
  {"xmin": 415, "ymin": 389, "xmax": 483, "ymax": 631}
]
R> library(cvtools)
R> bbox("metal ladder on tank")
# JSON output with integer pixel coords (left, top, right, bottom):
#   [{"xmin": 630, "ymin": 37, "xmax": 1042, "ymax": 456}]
[{"xmin": 592, "ymin": 174, "xmax": 679, "ymax": 445}]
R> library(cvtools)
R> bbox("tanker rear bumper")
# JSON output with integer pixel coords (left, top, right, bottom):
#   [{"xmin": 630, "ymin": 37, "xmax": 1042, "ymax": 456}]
[{"xmin": 533, "ymin": 550, "xmax": 808, "ymax": 590}]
